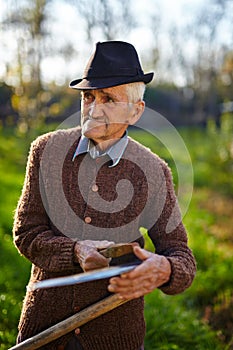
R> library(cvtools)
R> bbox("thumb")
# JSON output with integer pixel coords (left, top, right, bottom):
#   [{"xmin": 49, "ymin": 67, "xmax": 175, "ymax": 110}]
[{"xmin": 133, "ymin": 245, "xmax": 152, "ymax": 261}]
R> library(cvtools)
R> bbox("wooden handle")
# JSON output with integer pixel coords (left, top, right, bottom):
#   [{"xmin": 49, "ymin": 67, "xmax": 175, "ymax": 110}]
[
  {"xmin": 99, "ymin": 243, "xmax": 135, "ymax": 258},
  {"xmin": 9, "ymin": 294, "xmax": 128, "ymax": 350}
]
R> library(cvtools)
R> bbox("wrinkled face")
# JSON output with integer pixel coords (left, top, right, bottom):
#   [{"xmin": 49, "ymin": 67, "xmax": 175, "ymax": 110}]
[{"xmin": 80, "ymin": 85, "xmax": 143, "ymax": 145}]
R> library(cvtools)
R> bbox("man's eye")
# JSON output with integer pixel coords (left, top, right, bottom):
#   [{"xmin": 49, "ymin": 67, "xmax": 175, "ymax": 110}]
[
  {"xmin": 83, "ymin": 93, "xmax": 94, "ymax": 103},
  {"xmin": 105, "ymin": 96, "xmax": 114, "ymax": 103}
]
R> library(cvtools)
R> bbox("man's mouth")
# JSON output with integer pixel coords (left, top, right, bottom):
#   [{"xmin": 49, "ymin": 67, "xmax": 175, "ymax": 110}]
[{"xmin": 84, "ymin": 116, "xmax": 106, "ymax": 124}]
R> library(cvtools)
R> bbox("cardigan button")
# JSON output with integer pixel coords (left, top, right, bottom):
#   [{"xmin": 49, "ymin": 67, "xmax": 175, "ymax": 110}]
[
  {"xmin": 74, "ymin": 305, "xmax": 80, "ymax": 312},
  {"xmin": 91, "ymin": 184, "xmax": 99, "ymax": 192},
  {"xmin": 84, "ymin": 216, "xmax": 92, "ymax": 224}
]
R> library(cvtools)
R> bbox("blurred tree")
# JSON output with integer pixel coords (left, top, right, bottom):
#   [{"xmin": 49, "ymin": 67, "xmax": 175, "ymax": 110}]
[
  {"xmin": 146, "ymin": 13, "xmax": 160, "ymax": 75},
  {"xmin": 166, "ymin": 0, "xmax": 233, "ymax": 126},
  {"xmin": 1, "ymin": 0, "xmax": 232, "ymax": 130},
  {"xmin": 0, "ymin": 0, "xmax": 78, "ymax": 132},
  {"xmin": 0, "ymin": 82, "xmax": 16, "ymax": 127},
  {"xmin": 191, "ymin": 0, "xmax": 232, "ymax": 126},
  {"xmin": 0, "ymin": 0, "xmax": 137, "ymax": 131},
  {"xmin": 1, "ymin": 0, "xmax": 50, "ymax": 131},
  {"xmin": 2, "ymin": 0, "xmax": 49, "ymax": 91},
  {"xmin": 221, "ymin": 51, "xmax": 233, "ymax": 101},
  {"xmin": 68, "ymin": 0, "xmax": 136, "ymax": 41}
]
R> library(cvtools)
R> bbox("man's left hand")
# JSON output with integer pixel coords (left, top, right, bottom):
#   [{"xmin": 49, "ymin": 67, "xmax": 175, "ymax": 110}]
[{"xmin": 108, "ymin": 245, "xmax": 171, "ymax": 299}]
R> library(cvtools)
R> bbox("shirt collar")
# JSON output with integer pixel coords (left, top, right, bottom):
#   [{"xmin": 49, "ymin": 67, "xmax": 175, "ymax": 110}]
[{"xmin": 72, "ymin": 131, "xmax": 128, "ymax": 167}]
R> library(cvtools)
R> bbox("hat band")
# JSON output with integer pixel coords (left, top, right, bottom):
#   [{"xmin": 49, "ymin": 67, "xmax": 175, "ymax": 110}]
[{"xmin": 83, "ymin": 67, "xmax": 144, "ymax": 79}]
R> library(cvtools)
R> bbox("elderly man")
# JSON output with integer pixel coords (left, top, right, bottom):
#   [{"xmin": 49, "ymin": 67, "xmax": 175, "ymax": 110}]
[{"xmin": 13, "ymin": 41, "xmax": 196, "ymax": 350}]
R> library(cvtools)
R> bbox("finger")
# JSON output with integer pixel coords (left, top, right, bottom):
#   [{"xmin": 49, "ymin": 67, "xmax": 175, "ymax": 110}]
[
  {"xmin": 83, "ymin": 251, "xmax": 110, "ymax": 271},
  {"xmin": 110, "ymin": 273, "xmax": 154, "ymax": 288},
  {"xmin": 108, "ymin": 274, "xmax": 146, "ymax": 292},
  {"xmin": 133, "ymin": 246, "xmax": 151, "ymax": 260},
  {"xmin": 119, "ymin": 248, "xmax": 152, "ymax": 279},
  {"xmin": 117, "ymin": 285, "xmax": 154, "ymax": 299},
  {"xmin": 108, "ymin": 279, "xmax": 137, "ymax": 294},
  {"xmin": 94, "ymin": 240, "xmax": 115, "ymax": 249},
  {"xmin": 111, "ymin": 286, "xmax": 148, "ymax": 300},
  {"xmin": 83, "ymin": 261, "xmax": 109, "ymax": 271},
  {"xmin": 85, "ymin": 250, "xmax": 108, "ymax": 262},
  {"xmin": 131, "ymin": 242, "xmax": 140, "ymax": 247},
  {"xmin": 109, "ymin": 277, "xmax": 157, "ymax": 299},
  {"xmin": 109, "ymin": 276, "xmax": 130, "ymax": 287}
]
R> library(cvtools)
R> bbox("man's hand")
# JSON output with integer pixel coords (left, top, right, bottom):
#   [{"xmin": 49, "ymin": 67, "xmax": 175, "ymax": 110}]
[
  {"xmin": 108, "ymin": 245, "xmax": 171, "ymax": 299},
  {"xmin": 74, "ymin": 240, "xmax": 114, "ymax": 271}
]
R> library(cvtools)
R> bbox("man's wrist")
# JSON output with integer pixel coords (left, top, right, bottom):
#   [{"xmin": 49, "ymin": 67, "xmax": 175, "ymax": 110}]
[
  {"xmin": 73, "ymin": 242, "xmax": 81, "ymax": 264},
  {"xmin": 161, "ymin": 256, "xmax": 172, "ymax": 285}
]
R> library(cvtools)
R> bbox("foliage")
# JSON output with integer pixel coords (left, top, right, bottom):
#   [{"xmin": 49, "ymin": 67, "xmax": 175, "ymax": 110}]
[
  {"xmin": 144, "ymin": 290, "xmax": 224, "ymax": 350},
  {"xmin": 181, "ymin": 114, "xmax": 233, "ymax": 196},
  {"xmin": 9, "ymin": 84, "xmax": 79, "ymax": 134},
  {"xmin": 0, "ymin": 129, "xmax": 32, "ymax": 349},
  {"xmin": 0, "ymin": 230, "xmax": 30, "ymax": 349},
  {"xmin": 130, "ymin": 113, "xmax": 233, "ymax": 197},
  {"xmin": 0, "ymin": 121, "xmax": 232, "ymax": 349}
]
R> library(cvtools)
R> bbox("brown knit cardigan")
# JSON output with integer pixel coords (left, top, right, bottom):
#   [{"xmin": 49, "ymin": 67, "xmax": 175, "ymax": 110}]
[{"xmin": 13, "ymin": 127, "xmax": 196, "ymax": 350}]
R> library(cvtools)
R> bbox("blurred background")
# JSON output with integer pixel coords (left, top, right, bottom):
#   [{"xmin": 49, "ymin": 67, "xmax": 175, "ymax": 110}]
[{"xmin": 0, "ymin": 0, "xmax": 232, "ymax": 349}]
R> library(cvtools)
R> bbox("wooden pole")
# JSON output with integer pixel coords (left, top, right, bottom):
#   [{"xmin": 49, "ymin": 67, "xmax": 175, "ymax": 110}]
[{"xmin": 9, "ymin": 294, "xmax": 128, "ymax": 350}]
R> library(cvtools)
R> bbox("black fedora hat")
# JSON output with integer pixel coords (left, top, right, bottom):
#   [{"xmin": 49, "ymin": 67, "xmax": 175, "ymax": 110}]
[{"xmin": 69, "ymin": 41, "xmax": 154, "ymax": 90}]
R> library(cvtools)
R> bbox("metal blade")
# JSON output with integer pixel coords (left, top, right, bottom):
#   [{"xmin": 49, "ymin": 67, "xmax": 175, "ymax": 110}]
[{"xmin": 28, "ymin": 262, "xmax": 141, "ymax": 291}]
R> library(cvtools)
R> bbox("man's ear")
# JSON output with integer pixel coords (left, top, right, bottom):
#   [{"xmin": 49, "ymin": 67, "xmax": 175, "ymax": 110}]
[{"xmin": 128, "ymin": 101, "xmax": 145, "ymax": 126}]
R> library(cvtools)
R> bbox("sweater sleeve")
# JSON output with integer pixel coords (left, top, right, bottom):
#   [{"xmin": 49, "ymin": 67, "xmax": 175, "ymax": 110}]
[
  {"xmin": 13, "ymin": 136, "xmax": 78, "ymax": 273},
  {"xmin": 147, "ymin": 162, "xmax": 196, "ymax": 295}
]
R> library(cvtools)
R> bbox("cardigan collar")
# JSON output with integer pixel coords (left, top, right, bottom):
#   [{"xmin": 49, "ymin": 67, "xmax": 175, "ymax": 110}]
[{"xmin": 72, "ymin": 131, "xmax": 128, "ymax": 167}]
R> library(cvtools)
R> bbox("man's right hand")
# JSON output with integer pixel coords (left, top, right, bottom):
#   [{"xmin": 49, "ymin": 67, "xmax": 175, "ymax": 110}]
[{"xmin": 74, "ymin": 240, "xmax": 114, "ymax": 271}]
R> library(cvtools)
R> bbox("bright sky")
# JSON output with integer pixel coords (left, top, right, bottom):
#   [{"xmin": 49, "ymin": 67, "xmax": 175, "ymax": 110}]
[
  {"xmin": 0, "ymin": 0, "xmax": 232, "ymax": 86},
  {"xmin": 42, "ymin": 0, "xmax": 205, "ymax": 84}
]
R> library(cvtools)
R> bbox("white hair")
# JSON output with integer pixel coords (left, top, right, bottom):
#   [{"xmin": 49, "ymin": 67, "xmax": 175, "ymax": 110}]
[
  {"xmin": 125, "ymin": 82, "xmax": 146, "ymax": 103},
  {"xmin": 80, "ymin": 81, "xmax": 146, "ymax": 104}
]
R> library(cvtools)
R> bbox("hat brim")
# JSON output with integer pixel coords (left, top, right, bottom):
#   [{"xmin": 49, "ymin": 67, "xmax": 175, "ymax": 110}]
[{"xmin": 69, "ymin": 72, "xmax": 154, "ymax": 90}]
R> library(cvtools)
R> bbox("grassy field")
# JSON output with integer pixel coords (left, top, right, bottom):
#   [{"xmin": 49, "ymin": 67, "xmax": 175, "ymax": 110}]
[{"xmin": 0, "ymin": 115, "xmax": 232, "ymax": 349}]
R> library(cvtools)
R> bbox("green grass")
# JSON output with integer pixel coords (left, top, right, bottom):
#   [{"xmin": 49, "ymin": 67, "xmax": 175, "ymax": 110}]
[
  {"xmin": 144, "ymin": 291, "xmax": 224, "ymax": 350},
  {"xmin": 0, "ymin": 231, "xmax": 30, "ymax": 349},
  {"xmin": 0, "ymin": 128, "xmax": 32, "ymax": 349},
  {"xmin": 0, "ymin": 117, "xmax": 232, "ymax": 349}
]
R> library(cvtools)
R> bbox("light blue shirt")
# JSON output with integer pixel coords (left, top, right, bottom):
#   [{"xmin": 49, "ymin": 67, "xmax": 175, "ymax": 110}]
[{"xmin": 72, "ymin": 132, "xmax": 128, "ymax": 167}]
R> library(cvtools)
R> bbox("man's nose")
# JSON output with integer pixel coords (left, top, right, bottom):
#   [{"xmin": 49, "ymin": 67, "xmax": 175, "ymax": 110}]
[{"xmin": 89, "ymin": 101, "xmax": 104, "ymax": 118}]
